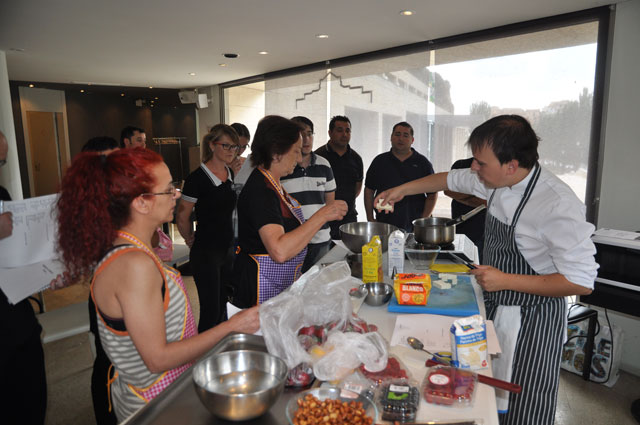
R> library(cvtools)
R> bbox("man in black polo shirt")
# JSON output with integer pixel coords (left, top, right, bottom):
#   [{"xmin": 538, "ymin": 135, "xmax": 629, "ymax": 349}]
[
  {"xmin": 315, "ymin": 115, "xmax": 363, "ymax": 239},
  {"xmin": 364, "ymin": 121, "xmax": 436, "ymax": 232}
]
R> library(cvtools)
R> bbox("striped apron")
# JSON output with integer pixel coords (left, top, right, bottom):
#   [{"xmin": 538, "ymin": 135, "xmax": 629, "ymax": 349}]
[
  {"xmin": 91, "ymin": 231, "xmax": 198, "ymax": 422},
  {"xmin": 251, "ymin": 168, "xmax": 307, "ymax": 304},
  {"xmin": 483, "ymin": 163, "xmax": 566, "ymax": 425}
]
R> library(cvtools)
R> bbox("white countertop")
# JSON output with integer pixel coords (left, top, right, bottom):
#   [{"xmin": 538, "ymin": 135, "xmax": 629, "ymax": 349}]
[{"xmin": 319, "ymin": 243, "xmax": 499, "ymax": 425}]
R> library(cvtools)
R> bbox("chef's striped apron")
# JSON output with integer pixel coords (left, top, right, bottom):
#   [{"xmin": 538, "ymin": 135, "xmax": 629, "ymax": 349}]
[
  {"xmin": 249, "ymin": 168, "xmax": 307, "ymax": 304},
  {"xmin": 91, "ymin": 231, "xmax": 197, "ymax": 422},
  {"xmin": 483, "ymin": 163, "xmax": 565, "ymax": 425}
]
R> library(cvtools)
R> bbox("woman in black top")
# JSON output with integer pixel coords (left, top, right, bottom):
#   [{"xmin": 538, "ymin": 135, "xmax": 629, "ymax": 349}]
[
  {"xmin": 177, "ymin": 125, "xmax": 239, "ymax": 332},
  {"xmin": 232, "ymin": 115, "xmax": 347, "ymax": 307}
]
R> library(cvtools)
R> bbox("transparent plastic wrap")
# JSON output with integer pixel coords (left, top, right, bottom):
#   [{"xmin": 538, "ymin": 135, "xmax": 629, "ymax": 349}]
[
  {"xmin": 359, "ymin": 355, "xmax": 412, "ymax": 386},
  {"xmin": 336, "ymin": 370, "xmax": 377, "ymax": 401},
  {"xmin": 422, "ymin": 364, "xmax": 478, "ymax": 407},
  {"xmin": 259, "ymin": 262, "xmax": 388, "ymax": 383},
  {"xmin": 313, "ymin": 331, "xmax": 388, "ymax": 381}
]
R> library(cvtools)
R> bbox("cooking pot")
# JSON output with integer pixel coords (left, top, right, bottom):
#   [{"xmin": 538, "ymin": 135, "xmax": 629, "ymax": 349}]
[
  {"xmin": 412, "ymin": 205, "xmax": 486, "ymax": 245},
  {"xmin": 412, "ymin": 217, "xmax": 456, "ymax": 245}
]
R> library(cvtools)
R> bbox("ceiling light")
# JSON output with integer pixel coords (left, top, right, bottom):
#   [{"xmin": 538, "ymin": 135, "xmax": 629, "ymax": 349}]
[
  {"xmin": 258, "ymin": 51, "xmax": 269, "ymax": 55},
  {"xmin": 154, "ymin": 97, "xmax": 158, "ymax": 100},
  {"xmin": 29, "ymin": 84, "xmax": 34, "ymax": 88},
  {"xmin": 120, "ymin": 93, "xmax": 125, "ymax": 96},
  {"xmin": 219, "ymin": 63, "xmax": 227, "ymax": 67},
  {"xmin": 80, "ymin": 89, "xmax": 85, "ymax": 93},
  {"xmin": 188, "ymin": 72, "xmax": 196, "ymax": 76},
  {"xmin": 148, "ymin": 86, "xmax": 153, "ymax": 89},
  {"xmin": 399, "ymin": 10, "xmax": 414, "ymax": 16},
  {"xmin": 315, "ymin": 34, "xmax": 329, "ymax": 39},
  {"xmin": 223, "ymin": 53, "xmax": 239, "ymax": 58}
]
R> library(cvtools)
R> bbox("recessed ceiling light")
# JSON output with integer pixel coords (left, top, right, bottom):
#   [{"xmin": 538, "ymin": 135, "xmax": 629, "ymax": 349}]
[
  {"xmin": 258, "ymin": 51, "xmax": 269, "ymax": 55},
  {"xmin": 120, "ymin": 93, "xmax": 125, "ymax": 96},
  {"xmin": 148, "ymin": 86, "xmax": 153, "ymax": 89},
  {"xmin": 154, "ymin": 97, "xmax": 158, "ymax": 100},
  {"xmin": 399, "ymin": 10, "xmax": 414, "ymax": 16},
  {"xmin": 223, "ymin": 53, "xmax": 239, "ymax": 59},
  {"xmin": 219, "ymin": 63, "xmax": 227, "ymax": 67},
  {"xmin": 188, "ymin": 72, "xmax": 196, "ymax": 76},
  {"xmin": 80, "ymin": 89, "xmax": 85, "ymax": 93},
  {"xmin": 28, "ymin": 84, "xmax": 34, "ymax": 88},
  {"xmin": 316, "ymin": 34, "xmax": 329, "ymax": 39}
]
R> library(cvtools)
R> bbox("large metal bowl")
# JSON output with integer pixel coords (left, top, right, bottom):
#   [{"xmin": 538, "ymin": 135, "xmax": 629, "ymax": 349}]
[
  {"xmin": 412, "ymin": 217, "xmax": 455, "ymax": 245},
  {"xmin": 340, "ymin": 222, "xmax": 399, "ymax": 253},
  {"xmin": 193, "ymin": 350, "xmax": 288, "ymax": 421}
]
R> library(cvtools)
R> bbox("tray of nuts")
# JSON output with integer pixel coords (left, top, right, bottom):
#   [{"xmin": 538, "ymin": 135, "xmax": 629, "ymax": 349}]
[{"xmin": 285, "ymin": 387, "xmax": 377, "ymax": 425}]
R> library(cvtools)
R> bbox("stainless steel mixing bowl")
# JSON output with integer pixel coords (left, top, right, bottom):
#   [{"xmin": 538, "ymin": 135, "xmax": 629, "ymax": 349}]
[
  {"xmin": 363, "ymin": 282, "xmax": 394, "ymax": 306},
  {"xmin": 193, "ymin": 350, "xmax": 288, "ymax": 421},
  {"xmin": 339, "ymin": 222, "xmax": 399, "ymax": 253}
]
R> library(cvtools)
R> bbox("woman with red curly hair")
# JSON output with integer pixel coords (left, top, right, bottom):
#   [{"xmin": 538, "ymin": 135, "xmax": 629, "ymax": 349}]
[{"xmin": 56, "ymin": 148, "xmax": 259, "ymax": 421}]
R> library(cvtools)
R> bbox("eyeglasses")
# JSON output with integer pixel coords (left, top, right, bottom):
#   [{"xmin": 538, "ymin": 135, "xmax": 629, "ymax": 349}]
[
  {"xmin": 141, "ymin": 183, "xmax": 181, "ymax": 199},
  {"xmin": 237, "ymin": 144, "xmax": 250, "ymax": 152},
  {"xmin": 215, "ymin": 143, "xmax": 240, "ymax": 151}
]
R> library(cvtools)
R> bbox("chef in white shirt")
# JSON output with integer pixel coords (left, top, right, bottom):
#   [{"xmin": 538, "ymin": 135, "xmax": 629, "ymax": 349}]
[{"xmin": 375, "ymin": 114, "xmax": 598, "ymax": 425}]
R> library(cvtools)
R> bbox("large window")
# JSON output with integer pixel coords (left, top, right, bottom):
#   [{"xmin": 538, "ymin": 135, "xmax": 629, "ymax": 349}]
[{"xmin": 223, "ymin": 10, "xmax": 606, "ymax": 221}]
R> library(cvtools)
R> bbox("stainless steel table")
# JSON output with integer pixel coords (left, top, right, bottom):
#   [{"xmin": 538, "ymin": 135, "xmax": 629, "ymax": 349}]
[{"xmin": 123, "ymin": 244, "xmax": 498, "ymax": 425}]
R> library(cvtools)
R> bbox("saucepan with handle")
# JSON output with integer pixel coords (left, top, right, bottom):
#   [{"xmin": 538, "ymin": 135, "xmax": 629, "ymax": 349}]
[{"xmin": 412, "ymin": 204, "xmax": 486, "ymax": 245}]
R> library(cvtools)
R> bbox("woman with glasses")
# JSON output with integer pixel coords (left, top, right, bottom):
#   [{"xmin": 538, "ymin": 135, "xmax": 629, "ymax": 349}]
[
  {"xmin": 56, "ymin": 148, "xmax": 259, "ymax": 421},
  {"xmin": 232, "ymin": 115, "xmax": 348, "ymax": 307},
  {"xmin": 176, "ymin": 124, "xmax": 240, "ymax": 332}
]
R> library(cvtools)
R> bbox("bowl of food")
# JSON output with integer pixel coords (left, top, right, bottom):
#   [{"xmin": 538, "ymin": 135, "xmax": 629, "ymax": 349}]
[
  {"xmin": 363, "ymin": 282, "xmax": 394, "ymax": 306},
  {"xmin": 405, "ymin": 236, "xmax": 441, "ymax": 270},
  {"xmin": 286, "ymin": 387, "xmax": 378, "ymax": 425},
  {"xmin": 339, "ymin": 222, "xmax": 399, "ymax": 253},
  {"xmin": 193, "ymin": 350, "xmax": 288, "ymax": 421}
]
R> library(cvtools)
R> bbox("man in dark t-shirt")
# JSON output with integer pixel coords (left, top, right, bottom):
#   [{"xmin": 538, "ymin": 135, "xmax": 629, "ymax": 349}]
[
  {"xmin": 364, "ymin": 122, "xmax": 436, "ymax": 232},
  {"xmin": 315, "ymin": 116, "xmax": 363, "ymax": 239},
  {"xmin": 444, "ymin": 157, "xmax": 487, "ymax": 260}
]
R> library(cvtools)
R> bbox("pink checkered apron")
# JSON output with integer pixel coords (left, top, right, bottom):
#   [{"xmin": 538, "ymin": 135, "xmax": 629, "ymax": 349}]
[
  {"xmin": 95, "ymin": 231, "xmax": 198, "ymax": 419},
  {"xmin": 252, "ymin": 168, "xmax": 307, "ymax": 304}
]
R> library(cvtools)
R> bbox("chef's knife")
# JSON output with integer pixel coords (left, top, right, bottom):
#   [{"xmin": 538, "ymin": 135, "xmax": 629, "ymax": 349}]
[{"xmin": 449, "ymin": 252, "xmax": 477, "ymax": 270}]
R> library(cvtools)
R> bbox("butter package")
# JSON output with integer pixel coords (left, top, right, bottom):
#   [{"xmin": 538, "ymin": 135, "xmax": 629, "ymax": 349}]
[
  {"xmin": 387, "ymin": 230, "xmax": 405, "ymax": 277},
  {"xmin": 393, "ymin": 273, "xmax": 431, "ymax": 305},
  {"xmin": 450, "ymin": 315, "xmax": 488, "ymax": 370},
  {"xmin": 362, "ymin": 235, "xmax": 383, "ymax": 283}
]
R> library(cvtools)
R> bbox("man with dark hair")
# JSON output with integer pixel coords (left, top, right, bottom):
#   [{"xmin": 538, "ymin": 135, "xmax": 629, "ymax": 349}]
[
  {"xmin": 315, "ymin": 115, "xmax": 363, "ymax": 239},
  {"xmin": 364, "ymin": 121, "xmax": 436, "ymax": 232},
  {"xmin": 0, "ymin": 130, "xmax": 47, "ymax": 425},
  {"xmin": 375, "ymin": 115, "xmax": 598, "ymax": 425},
  {"xmin": 445, "ymin": 157, "xmax": 487, "ymax": 261},
  {"xmin": 281, "ymin": 116, "xmax": 336, "ymax": 271},
  {"xmin": 120, "ymin": 126, "xmax": 146, "ymax": 148},
  {"xmin": 82, "ymin": 136, "xmax": 120, "ymax": 154}
]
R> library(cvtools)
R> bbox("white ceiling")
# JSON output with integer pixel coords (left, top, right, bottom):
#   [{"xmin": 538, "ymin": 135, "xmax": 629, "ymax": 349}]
[{"xmin": 0, "ymin": 0, "xmax": 613, "ymax": 89}]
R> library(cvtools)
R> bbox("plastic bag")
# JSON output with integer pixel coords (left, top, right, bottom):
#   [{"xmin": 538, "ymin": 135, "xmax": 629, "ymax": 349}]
[
  {"xmin": 313, "ymin": 331, "xmax": 388, "ymax": 381},
  {"xmin": 561, "ymin": 321, "xmax": 623, "ymax": 387},
  {"xmin": 259, "ymin": 261, "xmax": 388, "ymax": 382}
]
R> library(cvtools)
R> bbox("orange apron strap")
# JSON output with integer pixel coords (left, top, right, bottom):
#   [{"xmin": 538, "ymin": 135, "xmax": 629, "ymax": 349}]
[{"xmin": 107, "ymin": 364, "xmax": 117, "ymax": 413}]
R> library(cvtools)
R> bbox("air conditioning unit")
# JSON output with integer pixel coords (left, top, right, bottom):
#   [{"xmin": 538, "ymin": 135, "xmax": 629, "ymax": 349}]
[{"xmin": 178, "ymin": 90, "xmax": 198, "ymax": 104}]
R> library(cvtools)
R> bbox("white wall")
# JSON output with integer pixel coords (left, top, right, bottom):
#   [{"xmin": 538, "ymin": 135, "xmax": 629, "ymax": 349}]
[
  {"xmin": 196, "ymin": 85, "xmax": 221, "ymax": 144},
  {"xmin": 595, "ymin": 0, "xmax": 640, "ymax": 375},
  {"xmin": 0, "ymin": 51, "xmax": 23, "ymax": 199}
]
